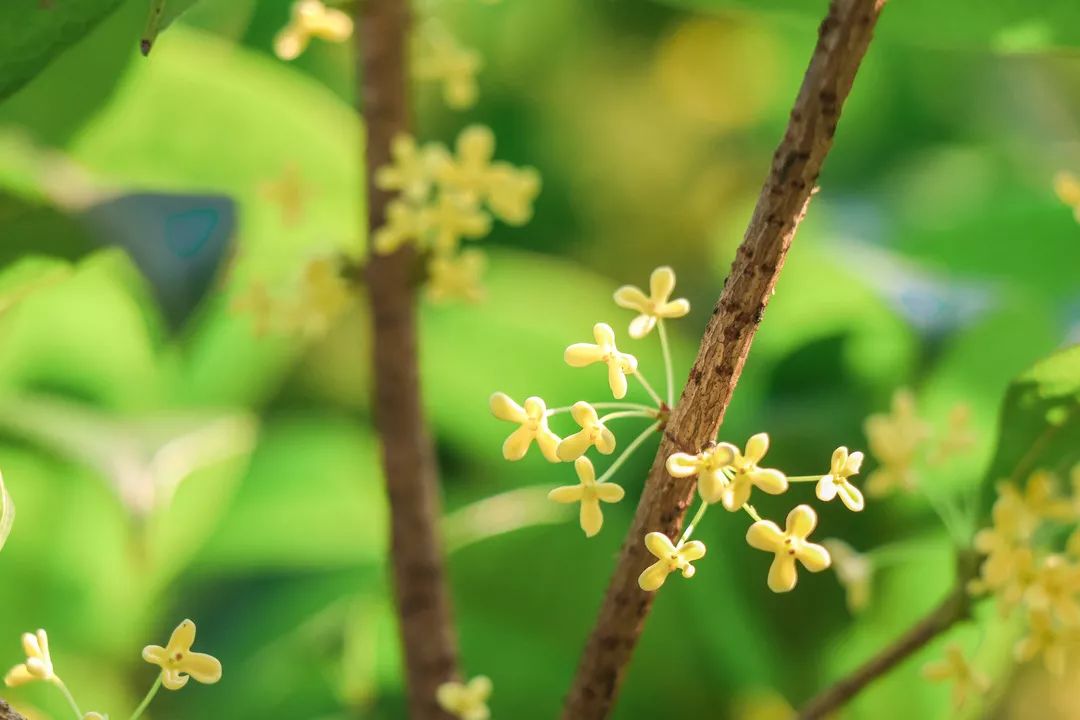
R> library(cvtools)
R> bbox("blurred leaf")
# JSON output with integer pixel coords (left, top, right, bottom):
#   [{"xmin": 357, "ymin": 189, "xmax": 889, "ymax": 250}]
[
  {"xmin": 0, "ymin": 468, "xmax": 13, "ymax": 553},
  {"xmin": 0, "ymin": 256, "xmax": 72, "ymax": 315}
]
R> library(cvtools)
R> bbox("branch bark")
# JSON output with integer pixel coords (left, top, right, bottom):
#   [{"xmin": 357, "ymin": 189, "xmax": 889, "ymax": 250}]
[
  {"xmin": 797, "ymin": 551, "xmax": 979, "ymax": 719},
  {"xmin": 562, "ymin": 1, "xmax": 887, "ymax": 717},
  {"xmin": 0, "ymin": 700, "xmax": 27, "ymax": 720},
  {"xmin": 356, "ymin": 1, "xmax": 460, "ymax": 717}
]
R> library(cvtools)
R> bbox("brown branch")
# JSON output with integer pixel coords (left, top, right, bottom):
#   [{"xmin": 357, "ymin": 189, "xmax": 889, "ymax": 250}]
[
  {"xmin": 797, "ymin": 550, "xmax": 980, "ymax": 719},
  {"xmin": 561, "ymin": 0, "xmax": 887, "ymax": 717},
  {"xmin": 356, "ymin": 1, "xmax": 460, "ymax": 718},
  {"xmin": 0, "ymin": 700, "xmax": 27, "ymax": 720}
]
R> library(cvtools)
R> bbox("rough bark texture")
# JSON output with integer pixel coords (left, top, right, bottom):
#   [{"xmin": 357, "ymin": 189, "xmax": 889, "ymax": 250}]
[
  {"xmin": 797, "ymin": 551, "xmax": 979, "ymax": 719},
  {"xmin": 562, "ymin": 1, "xmax": 887, "ymax": 717},
  {"xmin": 0, "ymin": 700, "xmax": 26, "ymax": 720},
  {"xmin": 357, "ymin": 1, "xmax": 460, "ymax": 717}
]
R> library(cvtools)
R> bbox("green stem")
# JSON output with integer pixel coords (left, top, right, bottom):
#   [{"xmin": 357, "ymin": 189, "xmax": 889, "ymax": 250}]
[
  {"xmin": 129, "ymin": 674, "xmax": 163, "ymax": 720},
  {"xmin": 657, "ymin": 320, "xmax": 674, "ymax": 408},
  {"xmin": 678, "ymin": 501, "xmax": 709, "ymax": 544},
  {"xmin": 632, "ymin": 370, "xmax": 663, "ymax": 407},
  {"xmin": 597, "ymin": 421, "xmax": 661, "ymax": 483},
  {"xmin": 546, "ymin": 402, "xmax": 655, "ymax": 415},
  {"xmin": 599, "ymin": 410, "xmax": 657, "ymax": 423},
  {"xmin": 786, "ymin": 474, "xmax": 822, "ymax": 483},
  {"xmin": 54, "ymin": 679, "xmax": 83, "ymax": 720},
  {"xmin": 741, "ymin": 503, "xmax": 763, "ymax": 523}
]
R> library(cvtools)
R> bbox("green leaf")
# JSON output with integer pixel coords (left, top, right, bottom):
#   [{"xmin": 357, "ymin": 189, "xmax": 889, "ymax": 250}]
[
  {"xmin": 0, "ymin": 256, "xmax": 72, "ymax": 315},
  {"xmin": 0, "ymin": 468, "xmax": 13, "ymax": 553}
]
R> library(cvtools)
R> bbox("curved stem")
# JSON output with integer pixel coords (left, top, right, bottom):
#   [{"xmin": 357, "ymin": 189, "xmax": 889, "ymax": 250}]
[
  {"xmin": 128, "ymin": 674, "xmax": 163, "ymax": 720},
  {"xmin": 53, "ymin": 680, "xmax": 82, "ymax": 720},
  {"xmin": 597, "ymin": 422, "xmax": 661, "ymax": 484},
  {"xmin": 547, "ymin": 402, "xmax": 655, "ymax": 416},
  {"xmin": 786, "ymin": 475, "xmax": 822, "ymax": 483},
  {"xmin": 678, "ymin": 501, "xmax": 709, "ymax": 544},
  {"xmin": 741, "ymin": 503, "xmax": 763, "ymax": 523},
  {"xmin": 599, "ymin": 410, "xmax": 657, "ymax": 423},
  {"xmin": 632, "ymin": 370, "xmax": 663, "ymax": 408},
  {"xmin": 657, "ymin": 320, "xmax": 674, "ymax": 407}
]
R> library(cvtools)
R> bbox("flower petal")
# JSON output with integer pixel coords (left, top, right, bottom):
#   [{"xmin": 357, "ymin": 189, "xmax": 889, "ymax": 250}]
[
  {"xmin": 547, "ymin": 485, "xmax": 584, "ymax": 504},
  {"xmin": 748, "ymin": 468, "xmax": 787, "ymax": 494},
  {"xmin": 564, "ymin": 343, "xmax": 605, "ymax": 367},
  {"xmin": 744, "ymin": 433, "xmax": 770, "ymax": 464},
  {"xmin": 607, "ymin": 362, "xmax": 628, "ymax": 399},
  {"xmin": 20, "ymin": 632, "xmax": 41, "ymax": 660},
  {"xmin": 638, "ymin": 561, "xmax": 670, "ymax": 591},
  {"xmin": 746, "ymin": 520, "xmax": 784, "ymax": 552},
  {"xmin": 595, "ymin": 426, "xmax": 617, "ymax": 455},
  {"xmin": 679, "ymin": 540, "xmax": 707, "ymax": 562},
  {"xmin": 570, "ymin": 401, "xmax": 598, "ymax": 427},
  {"xmin": 785, "ymin": 504, "xmax": 818, "ymax": 538},
  {"xmin": 535, "ymin": 426, "xmax": 562, "ymax": 463},
  {"xmin": 657, "ymin": 298, "xmax": 690, "ymax": 318},
  {"xmin": 798, "ymin": 542, "xmax": 832, "ymax": 572},
  {"xmin": 697, "ymin": 470, "xmax": 726, "ymax": 504},
  {"xmin": 768, "ymin": 555, "xmax": 799, "ymax": 592},
  {"xmin": 574, "ymin": 456, "xmax": 596, "ymax": 484},
  {"xmin": 838, "ymin": 483, "xmax": 866, "ymax": 512},
  {"xmin": 523, "ymin": 396, "xmax": 548, "ymax": 419},
  {"xmin": 161, "ymin": 668, "xmax": 190, "ymax": 691},
  {"xmin": 592, "ymin": 322, "xmax": 617, "ymax": 348},
  {"xmin": 142, "ymin": 645, "xmax": 168, "ymax": 665},
  {"xmin": 844, "ymin": 450, "xmax": 865, "ymax": 476},
  {"xmin": 580, "ymin": 498, "xmax": 604, "ymax": 537},
  {"xmin": 721, "ymin": 479, "xmax": 751, "ymax": 512},
  {"xmin": 167, "ymin": 620, "xmax": 197, "ymax": 654},
  {"xmin": 666, "ymin": 452, "xmax": 701, "ymax": 478},
  {"xmin": 467, "ymin": 675, "xmax": 493, "ymax": 701},
  {"xmin": 628, "ymin": 314, "xmax": 656, "ymax": 339},
  {"xmin": 613, "ymin": 285, "xmax": 649, "ymax": 311},
  {"xmin": 458, "ymin": 125, "xmax": 495, "ymax": 164},
  {"xmin": 489, "ymin": 392, "xmax": 526, "ymax": 422},
  {"xmin": 649, "ymin": 266, "xmax": 676, "ymax": 302},
  {"xmin": 595, "ymin": 482, "xmax": 625, "ymax": 503},
  {"xmin": 816, "ymin": 476, "xmax": 838, "ymax": 502},
  {"xmin": 179, "ymin": 652, "xmax": 222, "ymax": 685},
  {"xmin": 644, "ymin": 531, "xmax": 676, "ymax": 559},
  {"xmin": 502, "ymin": 426, "xmax": 534, "ymax": 461},
  {"xmin": 4, "ymin": 664, "xmax": 34, "ymax": 687},
  {"xmin": 830, "ymin": 446, "xmax": 849, "ymax": 475},
  {"xmin": 557, "ymin": 431, "xmax": 593, "ymax": 461}
]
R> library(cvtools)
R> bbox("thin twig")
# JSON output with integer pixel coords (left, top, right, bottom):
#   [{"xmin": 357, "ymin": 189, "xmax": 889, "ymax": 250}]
[
  {"xmin": 561, "ymin": 1, "xmax": 887, "ymax": 717},
  {"xmin": 0, "ymin": 700, "xmax": 27, "ymax": 720},
  {"xmin": 797, "ymin": 551, "xmax": 980, "ymax": 719},
  {"xmin": 356, "ymin": 0, "xmax": 460, "ymax": 717}
]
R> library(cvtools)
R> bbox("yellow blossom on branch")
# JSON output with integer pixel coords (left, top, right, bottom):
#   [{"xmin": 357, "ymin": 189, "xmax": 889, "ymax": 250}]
[
  {"xmin": 373, "ymin": 199, "xmax": 427, "ymax": 255},
  {"xmin": 613, "ymin": 265, "xmax": 691, "ymax": 339},
  {"xmin": 714, "ymin": 433, "xmax": 788, "ymax": 512},
  {"xmin": 816, "ymin": 446, "xmax": 865, "ymax": 512},
  {"xmin": 489, "ymin": 393, "xmax": 560, "ymax": 462},
  {"xmin": 666, "ymin": 443, "xmax": 736, "ymax": 505},
  {"xmin": 415, "ymin": 26, "xmax": 483, "ymax": 110},
  {"xmin": 638, "ymin": 531, "xmax": 707, "ymax": 591},
  {"xmin": 564, "ymin": 323, "xmax": 639, "ymax": 400},
  {"xmin": 1024, "ymin": 554, "xmax": 1080, "ymax": 627},
  {"xmin": 427, "ymin": 250, "xmax": 486, "ymax": 304},
  {"xmin": 1015, "ymin": 608, "xmax": 1070, "ymax": 677},
  {"xmin": 556, "ymin": 402, "xmax": 617, "ymax": 461},
  {"xmin": 921, "ymin": 644, "xmax": 989, "ymax": 710},
  {"xmin": 142, "ymin": 619, "xmax": 222, "ymax": 691},
  {"xmin": 746, "ymin": 504, "xmax": 830, "ymax": 593},
  {"xmin": 864, "ymin": 388, "xmax": 929, "ymax": 497},
  {"xmin": 424, "ymin": 192, "xmax": 492, "ymax": 254},
  {"xmin": 273, "ymin": 0, "xmax": 353, "ymax": 61},
  {"xmin": 4, "ymin": 630, "xmax": 55, "ymax": 687},
  {"xmin": 438, "ymin": 126, "xmax": 541, "ymax": 225},
  {"xmin": 375, "ymin": 134, "xmax": 448, "ymax": 203},
  {"xmin": 1054, "ymin": 171, "xmax": 1080, "ymax": 223},
  {"xmin": 548, "ymin": 457, "xmax": 625, "ymax": 537},
  {"xmin": 436, "ymin": 675, "xmax": 492, "ymax": 720}
]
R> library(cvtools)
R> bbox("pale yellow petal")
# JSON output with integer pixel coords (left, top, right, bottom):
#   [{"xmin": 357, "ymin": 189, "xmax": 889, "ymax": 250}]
[
  {"xmin": 310, "ymin": 8, "xmax": 353, "ymax": 41},
  {"xmin": 649, "ymin": 266, "xmax": 676, "ymax": 302},
  {"xmin": 595, "ymin": 426, "xmax": 617, "ymax": 455},
  {"xmin": 547, "ymin": 485, "xmax": 584, "ymax": 504},
  {"xmin": 837, "ymin": 483, "xmax": 865, "ymax": 512},
  {"xmin": 458, "ymin": 125, "xmax": 495, "ymax": 164},
  {"xmin": 593, "ymin": 322, "xmax": 617, "ymax": 348},
  {"xmin": 4, "ymin": 664, "xmax": 34, "ymax": 687},
  {"xmin": 628, "ymin": 314, "xmax": 656, "ymax": 339},
  {"xmin": 557, "ymin": 431, "xmax": 593, "ymax": 461},
  {"xmin": 273, "ymin": 27, "xmax": 308, "ymax": 61},
  {"xmin": 574, "ymin": 456, "xmax": 596, "ymax": 484},
  {"xmin": 535, "ymin": 426, "xmax": 562, "ymax": 463},
  {"xmin": 180, "ymin": 652, "xmax": 222, "ymax": 684},
  {"xmin": 844, "ymin": 450, "xmax": 865, "ymax": 476},
  {"xmin": 20, "ymin": 632, "xmax": 41, "ymax": 660},
  {"xmin": 666, "ymin": 452, "xmax": 701, "ymax": 478},
  {"xmin": 830, "ymin": 446, "xmax": 849, "ymax": 475},
  {"xmin": 644, "ymin": 531, "xmax": 676, "ymax": 558},
  {"xmin": 798, "ymin": 542, "xmax": 832, "ymax": 572},
  {"xmin": 679, "ymin": 540, "xmax": 706, "ymax": 562},
  {"xmin": 746, "ymin": 520, "xmax": 784, "ymax": 551},
  {"xmin": 161, "ymin": 668, "xmax": 190, "ymax": 691},
  {"xmin": 698, "ymin": 469, "xmax": 726, "ymax": 505},
  {"xmin": 467, "ymin": 674, "xmax": 493, "ymax": 701},
  {"xmin": 744, "ymin": 433, "xmax": 770, "ymax": 464},
  {"xmin": 721, "ymin": 479, "xmax": 751, "ymax": 512},
  {"xmin": 607, "ymin": 362, "xmax": 629, "ymax": 399},
  {"xmin": 748, "ymin": 468, "xmax": 787, "ymax": 494},
  {"xmin": 570, "ymin": 401, "xmax": 598, "ymax": 427},
  {"xmin": 167, "ymin": 619, "xmax": 197, "ymax": 653},
  {"xmin": 564, "ymin": 343, "xmax": 605, "ymax": 367},
  {"xmin": 595, "ymin": 483, "xmax": 625, "ymax": 503},
  {"xmin": 437, "ymin": 683, "xmax": 465, "ymax": 712},
  {"xmin": 656, "ymin": 298, "xmax": 690, "ymax": 318},
  {"xmin": 142, "ymin": 645, "xmax": 168, "ymax": 666},
  {"xmin": 502, "ymin": 426, "xmax": 534, "ymax": 461},
  {"xmin": 489, "ymin": 392, "xmax": 526, "ymax": 423},
  {"xmin": 580, "ymin": 498, "xmax": 603, "ymax": 537},
  {"xmin": 522, "ymin": 396, "xmax": 548, "ymax": 419},
  {"xmin": 816, "ymin": 476, "xmax": 838, "ymax": 502},
  {"xmin": 613, "ymin": 285, "xmax": 649, "ymax": 312},
  {"xmin": 786, "ymin": 504, "xmax": 818, "ymax": 538},
  {"xmin": 768, "ymin": 555, "xmax": 799, "ymax": 592},
  {"xmin": 638, "ymin": 561, "xmax": 671, "ymax": 591}
]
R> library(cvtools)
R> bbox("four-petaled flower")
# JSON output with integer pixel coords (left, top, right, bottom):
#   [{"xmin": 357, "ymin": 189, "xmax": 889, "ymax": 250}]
[
  {"xmin": 273, "ymin": 0, "xmax": 354, "ymax": 61},
  {"xmin": 666, "ymin": 444, "xmax": 736, "ymax": 505},
  {"xmin": 437, "ymin": 126, "xmax": 540, "ymax": 225},
  {"xmin": 613, "ymin": 266, "xmax": 691, "ymax": 339},
  {"xmin": 1054, "ymin": 171, "xmax": 1080, "ymax": 223},
  {"xmin": 375, "ymin": 134, "xmax": 448, "ymax": 203},
  {"xmin": 564, "ymin": 323, "xmax": 638, "ymax": 400},
  {"xmin": 1024, "ymin": 555, "xmax": 1080, "ymax": 626},
  {"xmin": 4, "ymin": 629, "xmax": 55, "ymax": 687},
  {"xmin": 142, "ymin": 619, "xmax": 222, "ymax": 691},
  {"xmin": 415, "ymin": 27, "xmax": 483, "ymax": 110},
  {"xmin": 816, "ymin": 446, "xmax": 866, "ymax": 512},
  {"xmin": 548, "ymin": 457, "xmax": 625, "ymax": 537},
  {"xmin": 714, "ymin": 433, "xmax": 788, "ymax": 512},
  {"xmin": 638, "ymin": 532, "xmax": 707, "ymax": 591},
  {"xmin": 373, "ymin": 199, "xmax": 427, "ymax": 255},
  {"xmin": 1015, "ymin": 608, "xmax": 1070, "ymax": 677},
  {"xmin": 864, "ymin": 389, "xmax": 928, "ymax": 497},
  {"xmin": 424, "ymin": 192, "xmax": 492, "ymax": 254},
  {"xmin": 436, "ymin": 675, "xmax": 492, "ymax": 720},
  {"xmin": 427, "ymin": 250, "xmax": 486, "ymax": 304},
  {"xmin": 489, "ymin": 393, "xmax": 560, "ymax": 462},
  {"xmin": 557, "ymin": 402, "xmax": 617, "ymax": 461},
  {"xmin": 921, "ymin": 644, "xmax": 989, "ymax": 709},
  {"xmin": 746, "ymin": 505, "xmax": 831, "ymax": 593}
]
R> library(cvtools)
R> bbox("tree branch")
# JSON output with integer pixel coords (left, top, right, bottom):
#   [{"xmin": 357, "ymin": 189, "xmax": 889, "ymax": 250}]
[
  {"xmin": 561, "ymin": 1, "xmax": 887, "ymax": 717},
  {"xmin": 356, "ymin": 1, "xmax": 460, "ymax": 717},
  {"xmin": 0, "ymin": 700, "xmax": 27, "ymax": 720},
  {"xmin": 797, "ymin": 550, "xmax": 980, "ymax": 719}
]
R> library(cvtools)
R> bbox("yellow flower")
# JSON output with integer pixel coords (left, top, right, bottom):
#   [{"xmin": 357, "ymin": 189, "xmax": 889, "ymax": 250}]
[
  {"xmin": 231, "ymin": 281, "xmax": 277, "ymax": 336},
  {"xmin": 638, "ymin": 531, "xmax": 707, "ymax": 591},
  {"xmin": 438, "ymin": 126, "xmax": 541, "ymax": 225},
  {"xmin": 258, "ymin": 163, "xmax": 306, "ymax": 227},
  {"xmin": 864, "ymin": 388, "xmax": 928, "ymax": 497},
  {"xmin": 436, "ymin": 675, "xmax": 492, "ymax": 720},
  {"xmin": 556, "ymin": 402, "xmax": 617, "ymax": 461},
  {"xmin": 666, "ymin": 444, "xmax": 736, "ymax": 506},
  {"xmin": 921, "ymin": 644, "xmax": 989, "ymax": 709},
  {"xmin": 489, "ymin": 393, "xmax": 560, "ymax": 462},
  {"xmin": 373, "ymin": 199, "xmax": 427, "ymax": 255},
  {"xmin": 415, "ymin": 27, "xmax": 482, "ymax": 110},
  {"xmin": 295, "ymin": 257, "xmax": 351, "ymax": 337},
  {"xmin": 273, "ymin": 0, "xmax": 354, "ymax": 61},
  {"xmin": 375, "ymin": 134, "xmax": 448, "ymax": 203},
  {"xmin": 1024, "ymin": 555, "xmax": 1080, "ymax": 626},
  {"xmin": 564, "ymin": 323, "xmax": 638, "ymax": 400},
  {"xmin": 547, "ymin": 457, "xmax": 625, "ymax": 537},
  {"xmin": 4, "ymin": 630, "xmax": 55, "ymax": 687},
  {"xmin": 713, "ymin": 433, "xmax": 787, "ymax": 512},
  {"xmin": 1022, "ymin": 470, "xmax": 1073, "ymax": 522},
  {"xmin": 929, "ymin": 403, "xmax": 976, "ymax": 464},
  {"xmin": 485, "ymin": 164, "xmax": 541, "ymax": 226},
  {"xmin": 427, "ymin": 250, "xmax": 486, "ymax": 304},
  {"xmin": 815, "ymin": 446, "xmax": 865, "ymax": 512},
  {"xmin": 83, "ymin": 714, "xmax": 107, "ymax": 720},
  {"xmin": 142, "ymin": 619, "xmax": 222, "ymax": 691},
  {"xmin": 746, "ymin": 504, "xmax": 831, "ymax": 593},
  {"xmin": 424, "ymin": 192, "xmax": 491, "ymax": 254},
  {"xmin": 613, "ymin": 266, "xmax": 691, "ymax": 339},
  {"xmin": 823, "ymin": 539, "xmax": 873, "ymax": 613},
  {"xmin": 1054, "ymin": 171, "xmax": 1080, "ymax": 223},
  {"xmin": 1015, "ymin": 609, "xmax": 1070, "ymax": 677}
]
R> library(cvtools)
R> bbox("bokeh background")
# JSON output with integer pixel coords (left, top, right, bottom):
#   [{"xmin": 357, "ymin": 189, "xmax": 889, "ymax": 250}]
[{"xmin": 1, "ymin": 0, "xmax": 1079, "ymax": 718}]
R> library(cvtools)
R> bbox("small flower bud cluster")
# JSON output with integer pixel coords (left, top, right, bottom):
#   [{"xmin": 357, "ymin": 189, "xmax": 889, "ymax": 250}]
[{"xmin": 232, "ymin": 256, "xmax": 353, "ymax": 338}]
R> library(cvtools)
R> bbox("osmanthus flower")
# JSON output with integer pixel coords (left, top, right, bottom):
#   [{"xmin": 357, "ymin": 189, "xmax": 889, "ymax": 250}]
[
  {"xmin": 613, "ymin": 265, "xmax": 691, "ymax": 339},
  {"xmin": 666, "ymin": 443, "xmax": 736, "ymax": 505},
  {"xmin": 375, "ymin": 134, "xmax": 448, "ymax": 203},
  {"xmin": 427, "ymin": 250, "xmax": 486, "ymax": 304},
  {"xmin": 414, "ymin": 27, "xmax": 482, "ymax": 110},
  {"xmin": 485, "ymin": 164, "xmax": 542, "ymax": 226},
  {"xmin": 815, "ymin": 446, "xmax": 865, "ymax": 512},
  {"xmin": 1023, "ymin": 555, "xmax": 1080, "ymax": 627},
  {"xmin": 1054, "ymin": 170, "xmax": 1080, "ymax": 223},
  {"xmin": 1015, "ymin": 608, "xmax": 1070, "ymax": 677},
  {"xmin": 745, "ymin": 504, "xmax": 831, "ymax": 593},
  {"xmin": 548, "ymin": 457, "xmax": 625, "ymax": 537},
  {"xmin": 489, "ymin": 393, "xmax": 560, "ymax": 462},
  {"xmin": 273, "ymin": 0, "xmax": 353, "ymax": 61},
  {"xmin": 142, "ymin": 619, "xmax": 222, "ymax": 691},
  {"xmin": 4, "ymin": 629, "xmax": 55, "ymax": 687},
  {"xmin": 436, "ymin": 675, "xmax": 492, "ymax": 720},
  {"xmin": 822, "ymin": 538, "xmax": 873, "ymax": 613},
  {"xmin": 715, "ymin": 433, "xmax": 788, "ymax": 512},
  {"xmin": 864, "ymin": 388, "xmax": 928, "ymax": 497},
  {"xmin": 557, "ymin": 402, "xmax": 617, "ymax": 461},
  {"xmin": 921, "ymin": 644, "xmax": 990, "ymax": 710},
  {"xmin": 295, "ymin": 257, "xmax": 352, "ymax": 337},
  {"xmin": 437, "ymin": 126, "xmax": 541, "ymax": 225},
  {"xmin": 373, "ymin": 199, "xmax": 427, "ymax": 255},
  {"xmin": 424, "ymin": 192, "xmax": 492, "ymax": 254},
  {"xmin": 564, "ymin": 323, "xmax": 638, "ymax": 400},
  {"xmin": 638, "ymin": 532, "xmax": 707, "ymax": 591},
  {"xmin": 1021, "ymin": 470, "xmax": 1073, "ymax": 522},
  {"xmin": 970, "ymin": 483, "xmax": 1038, "ymax": 608}
]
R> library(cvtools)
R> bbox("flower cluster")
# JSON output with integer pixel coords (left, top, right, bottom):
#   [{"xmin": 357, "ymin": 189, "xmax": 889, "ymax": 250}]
[
  {"xmin": 437, "ymin": 675, "xmax": 493, "ymax": 720},
  {"xmin": 969, "ymin": 467, "xmax": 1080, "ymax": 677},
  {"xmin": 5, "ymin": 620, "xmax": 220, "ymax": 719},
  {"xmin": 373, "ymin": 126, "xmax": 540, "ymax": 302},
  {"xmin": 922, "ymin": 643, "xmax": 990, "ymax": 710},
  {"xmin": 1055, "ymin": 171, "xmax": 1080, "ymax": 223},
  {"xmin": 415, "ymin": 22, "xmax": 483, "ymax": 110},
  {"xmin": 232, "ymin": 256, "xmax": 353, "ymax": 337},
  {"xmin": 490, "ymin": 266, "xmax": 865, "ymax": 594},
  {"xmin": 273, "ymin": 0, "xmax": 353, "ymax": 61}
]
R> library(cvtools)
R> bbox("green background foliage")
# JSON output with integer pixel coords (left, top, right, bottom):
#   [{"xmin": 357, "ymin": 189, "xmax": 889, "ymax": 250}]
[{"xmin": 0, "ymin": 0, "xmax": 1078, "ymax": 718}]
